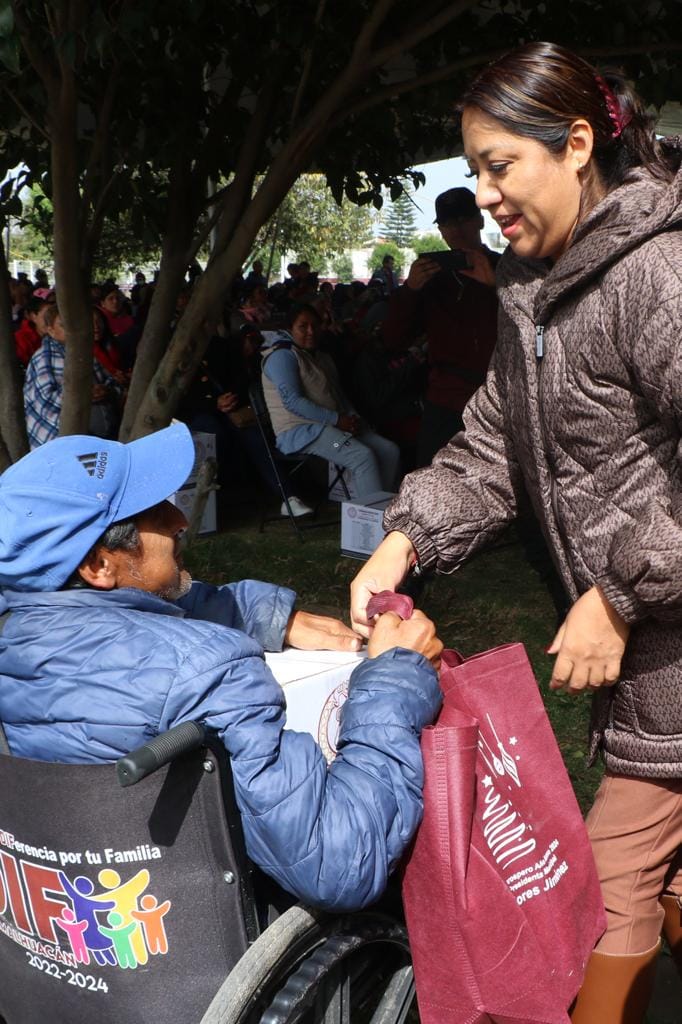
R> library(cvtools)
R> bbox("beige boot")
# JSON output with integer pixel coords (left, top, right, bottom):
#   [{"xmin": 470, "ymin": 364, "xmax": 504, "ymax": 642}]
[
  {"xmin": 660, "ymin": 893, "xmax": 682, "ymax": 977},
  {"xmin": 569, "ymin": 941, "xmax": 660, "ymax": 1024}
]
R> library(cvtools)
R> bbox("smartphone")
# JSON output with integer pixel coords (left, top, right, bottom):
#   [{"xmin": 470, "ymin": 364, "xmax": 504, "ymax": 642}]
[{"xmin": 420, "ymin": 249, "xmax": 471, "ymax": 271}]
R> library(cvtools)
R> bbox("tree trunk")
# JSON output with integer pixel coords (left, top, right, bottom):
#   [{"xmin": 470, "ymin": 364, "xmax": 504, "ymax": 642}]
[
  {"xmin": 0, "ymin": 234, "xmax": 29, "ymax": 464},
  {"xmin": 118, "ymin": 246, "xmax": 190, "ymax": 442},
  {"xmin": 49, "ymin": 79, "xmax": 95, "ymax": 438},
  {"xmin": 118, "ymin": 157, "xmax": 198, "ymax": 442}
]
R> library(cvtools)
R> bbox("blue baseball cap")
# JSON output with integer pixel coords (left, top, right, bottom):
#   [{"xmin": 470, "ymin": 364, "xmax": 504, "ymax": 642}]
[{"xmin": 0, "ymin": 422, "xmax": 196, "ymax": 592}]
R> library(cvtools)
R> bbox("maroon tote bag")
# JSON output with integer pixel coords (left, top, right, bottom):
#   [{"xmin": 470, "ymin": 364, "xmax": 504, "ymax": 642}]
[{"xmin": 400, "ymin": 642, "xmax": 606, "ymax": 1024}]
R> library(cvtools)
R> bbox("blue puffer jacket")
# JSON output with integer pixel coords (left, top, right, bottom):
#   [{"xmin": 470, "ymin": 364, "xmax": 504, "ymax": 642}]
[{"xmin": 0, "ymin": 581, "xmax": 441, "ymax": 911}]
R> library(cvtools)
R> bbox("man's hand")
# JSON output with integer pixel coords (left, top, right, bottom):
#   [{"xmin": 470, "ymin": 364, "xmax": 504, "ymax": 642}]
[
  {"xmin": 217, "ymin": 392, "xmax": 240, "ymax": 413},
  {"xmin": 367, "ymin": 609, "xmax": 442, "ymax": 670},
  {"xmin": 285, "ymin": 610, "xmax": 363, "ymax": 653},
  {"xmin": 336, "ymin": 413, "xmax": 361, "ymax": 435},
  {"xmin": 459, "ymin": 248, "xmax": 496, "ymax": 287},
  {"xmin": 547, "ymin": 585, "xmax": 630, "ymax": 694},
  {"xmin": 406, "ymin": 256, "xmax": 441, "ymax": 291},
  {"xmin": 350, "ymin": 531, "xmax": 417, "ymax": 637},
  {"xmin": 91, "ymin": 383, "xmax": 110, "ymax": 403}
]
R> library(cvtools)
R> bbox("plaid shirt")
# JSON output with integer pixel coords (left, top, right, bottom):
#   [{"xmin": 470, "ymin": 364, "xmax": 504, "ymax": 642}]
[{"xmin": 23, "ymin": 334, "xmax": 117, "ymax": 449}]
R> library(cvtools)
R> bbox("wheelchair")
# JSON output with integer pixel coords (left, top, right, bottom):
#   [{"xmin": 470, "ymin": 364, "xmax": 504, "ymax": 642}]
[{"xmin": 0, "ymin": 721, "xmax": 416, "ymax": 1024}]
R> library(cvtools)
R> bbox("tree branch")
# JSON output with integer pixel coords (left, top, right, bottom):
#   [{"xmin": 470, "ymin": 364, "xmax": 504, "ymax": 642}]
[
  {"xmin": 81, "ymin": 65, "xmax": 121, "ymax": 215},
  {"xmin": 184, "ymin": 199, "xmax": 227, "ymax": 266},
  {"xmin": 0, "ymin": 81, "xmax": 50, "ymax": 141},
  {"xmin": 369, "ymin": 0, "xmax": 481, "ymax": 71},
  {"xmin": 333, "ymin": 38, "xmax": 682, "ymax": 129},
  {"xmin": 11, "ymin": 0, "xmax": 58, "ymax": 91},
  {"xmin": 335, "ymin": 48, "xmax": 507, "ymax": 125},
  {"xmin": 350, "ymin": 0, "xmax": 395, "ymax": 63},
  {"xmin": 290, "ymin": 0, "xmax": 328, "ymax": 127}
]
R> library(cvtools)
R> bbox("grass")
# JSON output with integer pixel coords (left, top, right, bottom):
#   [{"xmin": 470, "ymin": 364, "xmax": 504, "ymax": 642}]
[{"xmin": 185, "ymin": 495, "xmax": 603, "ymax": 813}]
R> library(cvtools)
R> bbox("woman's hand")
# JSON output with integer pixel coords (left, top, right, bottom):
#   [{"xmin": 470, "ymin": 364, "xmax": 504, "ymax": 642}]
[
  {"xmin": 285, "ymin": 610, "xmax": 363, "ymax": 653},
  {"xmin": 367, "ymin": 609, "xmax": 442, "ymax": 670},
  {"xmin": 350, "ymin": 532, "xmax": 417, "ymax": 637},
  {"xmin": 547, "ymin": 585, "xmax": 630, "ymax": 694}
]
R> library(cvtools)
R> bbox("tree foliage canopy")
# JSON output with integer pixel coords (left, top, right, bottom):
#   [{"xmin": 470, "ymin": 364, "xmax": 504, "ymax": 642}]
[{"xmin": 254, "ymin": 174, "xmax": 376, "ymax": 276}]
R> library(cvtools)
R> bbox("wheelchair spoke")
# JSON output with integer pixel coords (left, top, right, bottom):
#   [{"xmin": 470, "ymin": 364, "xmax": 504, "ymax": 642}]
[{"xmin": 367, "ymin": 965, "xmax": 415, "ymax": 1024}]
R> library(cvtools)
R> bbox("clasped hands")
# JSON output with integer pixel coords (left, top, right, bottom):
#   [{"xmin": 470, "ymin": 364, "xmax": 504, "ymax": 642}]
[{"xmin": 284, "ymin": 605, "xmax": 442, "ymax": 670}]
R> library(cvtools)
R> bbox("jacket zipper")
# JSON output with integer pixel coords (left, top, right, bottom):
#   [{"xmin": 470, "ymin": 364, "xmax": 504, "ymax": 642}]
[{"xmin": 535, "ymin": 324, "xmax": 544, "ymax": 359}]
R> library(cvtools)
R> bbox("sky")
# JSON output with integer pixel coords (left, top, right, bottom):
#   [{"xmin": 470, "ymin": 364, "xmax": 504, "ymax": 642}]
[
  {"xmin": 399, "ymin": 155, "xmax": 502, "ymax": 249},
  {"xmin": 409, "ymin": 155, "xmax": 472, "ymax": 230}
]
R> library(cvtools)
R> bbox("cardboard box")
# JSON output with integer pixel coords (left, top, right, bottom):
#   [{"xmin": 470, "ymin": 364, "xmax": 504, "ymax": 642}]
[
  {"xmin": 265, "ymin": 648, "xmax": 366, "ymax": 762},
  {"xmin": 341, "ymin": 490, "xmax": 395, "ymax": 559},
  {"xmin": 169, "ymin": 484, "xmax": 217, "ymax": 535}
]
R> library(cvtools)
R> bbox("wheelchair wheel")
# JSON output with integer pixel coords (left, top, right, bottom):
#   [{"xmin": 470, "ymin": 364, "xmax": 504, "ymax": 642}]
[{"xmin": 200, "ymin": 904, "xmax": 416, "ymax": 1024}]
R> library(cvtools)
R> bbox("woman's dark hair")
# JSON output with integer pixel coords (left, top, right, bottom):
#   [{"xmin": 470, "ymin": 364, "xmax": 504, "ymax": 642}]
[
  {"xmin": 286, "ymin": 303, "xmax": 321, "ymax": 330},
  {"xmin": 458, "ymin": 42, "xmax": 670, "ymax": 191},
  {"xmin": 62, "ymin": 517, "xmax": 141, "ymax": 589}
]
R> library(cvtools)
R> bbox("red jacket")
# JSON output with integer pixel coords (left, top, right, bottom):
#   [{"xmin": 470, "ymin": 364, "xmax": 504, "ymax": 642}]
[
  {"xmin": 14, "ymin": 319, "xmax": 41, "ymax": 368},
  {"xmin": 382, "ymin": 252, "xmax": 499, "ymax": 413}
]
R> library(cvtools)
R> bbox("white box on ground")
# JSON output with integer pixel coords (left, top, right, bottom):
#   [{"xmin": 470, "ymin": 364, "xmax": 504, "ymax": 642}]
[
  {"xmin": 169, "ymin": 484, "xmax": 217, "ymax": 535},
  {"xmin": 265, "ymin": 648, "xmax": 366, "ymax": 762},
  {"xmin": 341, "ymin": 491, "xmax": 395, "ymax": 559},
  {"xmin": 186, "ymin": 430, "xmax": 217, "ymax": 486}
]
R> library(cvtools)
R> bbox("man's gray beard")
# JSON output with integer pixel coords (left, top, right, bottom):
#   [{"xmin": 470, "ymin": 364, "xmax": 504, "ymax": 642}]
[{"xmin": 156, "ymin": 569, "xmax": 193, "ymax": 602}]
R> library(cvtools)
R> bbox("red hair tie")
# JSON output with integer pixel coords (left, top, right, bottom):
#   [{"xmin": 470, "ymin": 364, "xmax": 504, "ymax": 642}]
[{"xmin": 595, "ymin": 75, "xmax": 631, "ymax": 139}]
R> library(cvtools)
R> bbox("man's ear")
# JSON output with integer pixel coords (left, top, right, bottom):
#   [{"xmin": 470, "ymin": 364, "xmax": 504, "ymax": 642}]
[{"xmin": 77, "ymin": 547, "xmax": 118, "ymax": 590}]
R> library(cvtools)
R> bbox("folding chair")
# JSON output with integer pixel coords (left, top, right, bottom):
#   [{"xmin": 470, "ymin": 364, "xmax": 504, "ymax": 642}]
[
  {"xmin": 0, "ymin": 721, "xmax": 416, "ymax": 1024},
  {"xmin": 248, "ymin": 383, "xmax": 350, "ymax": 540}
]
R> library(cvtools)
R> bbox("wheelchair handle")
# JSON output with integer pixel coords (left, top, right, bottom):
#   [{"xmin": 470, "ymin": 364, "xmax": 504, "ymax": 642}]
[{"xmin": 116, "ymin": 722, "xmax": 207, "ymax": 787}]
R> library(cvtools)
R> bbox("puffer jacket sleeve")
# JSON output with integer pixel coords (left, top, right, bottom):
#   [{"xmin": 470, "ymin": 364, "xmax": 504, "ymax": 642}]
[
  {"xmin": 384, "ymin": 349, "xmax": 524, "ymax": 572},
  {"xmin": 175, "ymin": 579, "xmax": 296, "ymax": 651},
  {"xmin": 597, "ymin": 247, "xmax": 682, "ymax": 623},
  {"xmin": 160, "ymin": 638, "xmax": 441, "ymax": 911}
]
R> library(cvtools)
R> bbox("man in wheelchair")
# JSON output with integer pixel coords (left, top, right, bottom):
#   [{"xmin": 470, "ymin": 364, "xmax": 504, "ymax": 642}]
[{"xmin": 0, "ymin": 422, "xmax": 442, "ymax": 913}]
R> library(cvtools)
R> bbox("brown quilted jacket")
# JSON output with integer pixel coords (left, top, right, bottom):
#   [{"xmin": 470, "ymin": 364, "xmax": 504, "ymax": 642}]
[{"xmin": 385, "ymin": 152, "xmax": 682, "ymax": 777}]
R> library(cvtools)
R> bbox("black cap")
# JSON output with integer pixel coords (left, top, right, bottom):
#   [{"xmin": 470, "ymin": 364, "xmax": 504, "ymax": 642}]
[{"xmin": 434, "ymin": 187, "xmax": 479, "ymax": 224}]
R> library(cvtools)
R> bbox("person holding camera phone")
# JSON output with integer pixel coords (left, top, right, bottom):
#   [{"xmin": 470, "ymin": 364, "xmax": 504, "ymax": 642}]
[{"xmin": 382, "ymin": 187, "xmax": 499, "ymax": 466}]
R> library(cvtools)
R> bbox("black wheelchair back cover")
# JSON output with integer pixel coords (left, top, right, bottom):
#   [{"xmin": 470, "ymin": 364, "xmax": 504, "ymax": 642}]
[{"xmin": 0, "ymin": 746, "xmax": 253, "ymax": 1023}]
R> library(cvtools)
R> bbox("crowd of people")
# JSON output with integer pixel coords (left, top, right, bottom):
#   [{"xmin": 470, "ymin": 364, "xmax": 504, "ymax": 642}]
[{"xmin": 8, "ymin": 196, "xmax": 497, "ymax": 513}]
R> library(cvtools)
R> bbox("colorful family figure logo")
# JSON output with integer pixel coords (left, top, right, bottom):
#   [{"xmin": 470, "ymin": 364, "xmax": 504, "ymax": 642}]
[{"xmin": 54, "ymin": 867, "xmax": 171, "ymax": 970}]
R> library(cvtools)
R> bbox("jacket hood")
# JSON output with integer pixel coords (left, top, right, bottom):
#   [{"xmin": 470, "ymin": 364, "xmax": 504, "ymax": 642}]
[
  {"xmin": 532, "ymin": 142, "xmax": 682, "ymax": 324},
  {"xmin": 260, "ymin": 331, "xmax": 294, "ymax": 359}
]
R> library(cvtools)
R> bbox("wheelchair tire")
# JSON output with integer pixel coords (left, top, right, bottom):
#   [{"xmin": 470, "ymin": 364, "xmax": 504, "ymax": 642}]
[{"xmin": 199, "ymin": 904, "xmax": 416, "ymax": 1024}]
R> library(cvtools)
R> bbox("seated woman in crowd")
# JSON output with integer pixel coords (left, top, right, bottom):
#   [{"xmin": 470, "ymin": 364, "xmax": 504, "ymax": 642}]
[
  {"xmin": 178, "ymin": 322, "xmax": 313, "ymax": 517},
  {"xmin": 261, "ymin": 304, "xmax": 400, "ymax": 500}
]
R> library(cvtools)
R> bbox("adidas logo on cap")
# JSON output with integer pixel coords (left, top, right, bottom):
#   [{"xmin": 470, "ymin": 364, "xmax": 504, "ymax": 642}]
[{"xmin": 76, "ymin": 451, "xmax": 108, "ymax": 480}]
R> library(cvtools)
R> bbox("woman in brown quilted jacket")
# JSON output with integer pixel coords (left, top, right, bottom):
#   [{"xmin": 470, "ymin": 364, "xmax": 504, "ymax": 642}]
[{"xmin": 351, "ymin": 42, "xmax": 682, "ymax": 1023}]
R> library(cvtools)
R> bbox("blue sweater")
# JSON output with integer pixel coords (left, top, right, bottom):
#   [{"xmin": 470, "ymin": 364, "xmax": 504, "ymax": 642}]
[{"xmin": 0, "ymin": 581, "xmax": 441, "ymax": 910}]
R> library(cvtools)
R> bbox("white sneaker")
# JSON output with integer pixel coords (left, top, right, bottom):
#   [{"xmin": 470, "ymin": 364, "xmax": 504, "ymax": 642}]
[{"xmin": 281, "ymin": 496, "xmax": 313, "ymax": 517}]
